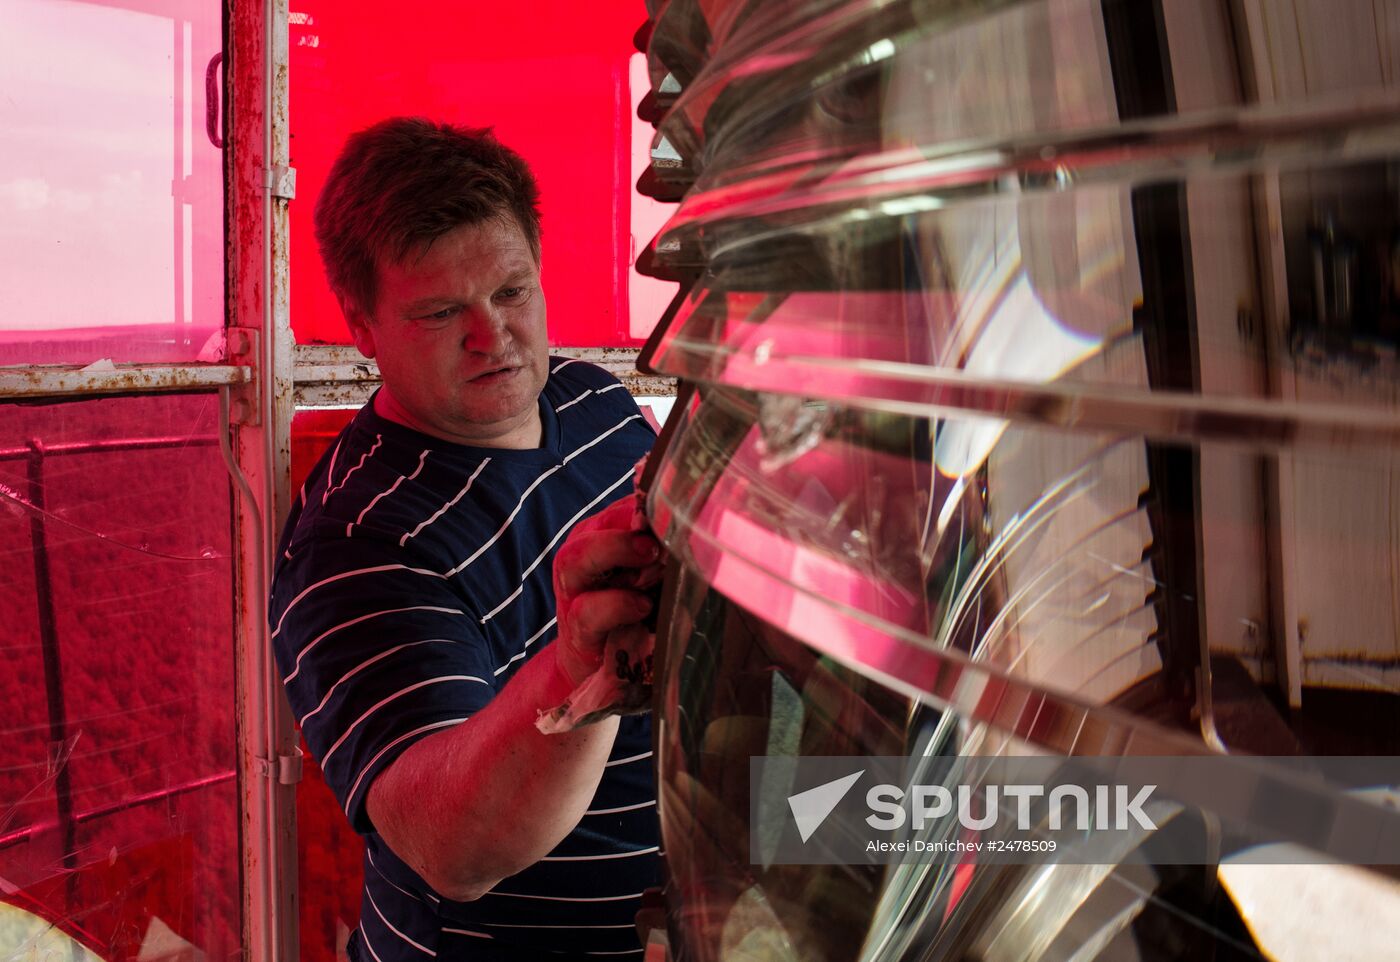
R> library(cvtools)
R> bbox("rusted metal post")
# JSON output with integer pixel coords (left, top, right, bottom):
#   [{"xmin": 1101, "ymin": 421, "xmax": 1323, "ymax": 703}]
[{"xmin": 227, "ymin": 2, "xmax": 298, "ymax": 961}]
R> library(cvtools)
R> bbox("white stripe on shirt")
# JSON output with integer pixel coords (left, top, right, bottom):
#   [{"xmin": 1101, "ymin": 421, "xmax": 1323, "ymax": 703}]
[
  {"xmin": 444, "ymin": 463, "xmax": 564, "ymax": 577},
  {"xmin": 483, "ymin": 890, "xmax": 646, "ymax": 903},
  {"xmin": 493, "ymin": 617, "xmax": 557, "ymax": 676},
  {"xmin": 359, "ymin": 926, "xmax": 388, "ymax": 962},
  {"xmin": 324, "ymin": 435, "xmax": 382, "ymax": 504},
  {"xmin": 322, "ymin": 676, "xmax": 488, "ymax": 770},
  {"xmin": 563, "ymin": 415, "xmax": 641, "ymax": 467},
  {"xmin": 368, "ymin": 848, "xmax": 431, "ymax": 905},
  {"xmin": 300, "ymin": 639, "xmax": 460, "ymax": 726},
  {"xmin": 440, "ymin": 928, "xmax": 493, "ymax": 940},
  {"xmin": 540, "ymin": 846, "xmax": 659, "ymax": 862},
  {"xmin": 273, "ymin": 572, "xmax": 450, "ymax": 647},
  {"xmin": 605, "ymin": 751, "xmax": 652, "ymax": 768},
  {"xmin": 284, "ymin": 605, "xmax": 464, "ymax": 684},
  {"xmin": 555, "ymin": 388, "xmax": 593, "ymax": 412},
  {"xmin": 400, "ymin": 458, "xmax": 491, "ymax": 547},
  {"xmin": 349, "ymin": 449, "xmax": 431, "ymax": 537},
  {"xmin": 321, "ymin": 439, "xmax": 344, "ymax": 506},
  {"xmin": 367, "ymin": 887, "xmax": 436, "ymax": 956},
  {"xmin": 479, "ymin": 467, "xmax": 633, "ymax": 623},
  {"xmin": 473, "ymin": 922, "xmax": 637, "ymax": 930},
  {"xmin": 443, "ymin": 414, "xmax": 639, "ymax": 579},
  {"xmin": 557, "ymin": 380, "xmax": 624, "ymax": 414}
]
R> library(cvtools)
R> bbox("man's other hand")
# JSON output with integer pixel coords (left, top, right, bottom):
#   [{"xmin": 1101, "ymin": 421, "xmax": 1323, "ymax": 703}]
[{"xmin": 552, "ymin": 498, "xmax": 663, "ymax": 687}]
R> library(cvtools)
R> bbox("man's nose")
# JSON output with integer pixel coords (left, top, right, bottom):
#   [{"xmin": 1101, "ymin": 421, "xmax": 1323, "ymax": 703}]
[{"xmin": 461, "ymin": 306, "xmax": 510, "ymax": 354}]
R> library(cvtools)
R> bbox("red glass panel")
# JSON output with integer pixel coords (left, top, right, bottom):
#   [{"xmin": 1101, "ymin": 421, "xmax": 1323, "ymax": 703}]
[
  {"xmin": 0, "ymin": 394, "xmax": 238, "ymax": 962},
  {"xmin": 0, "ymin": 2, "xmax": 224, "ymax": 366},
  {"xmin": 288, "ymin": 1, "xmax": 659, "ymax": 348}
]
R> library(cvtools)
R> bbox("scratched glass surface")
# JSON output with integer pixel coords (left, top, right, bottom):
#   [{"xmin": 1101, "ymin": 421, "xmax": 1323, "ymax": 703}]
[
  {"xmin": 0, "ymin": 394, "xmax": 237, "ymax": 962},
  {"xmin": 0, "ymin": 0, "xmax": 224, "ymax": 366}
]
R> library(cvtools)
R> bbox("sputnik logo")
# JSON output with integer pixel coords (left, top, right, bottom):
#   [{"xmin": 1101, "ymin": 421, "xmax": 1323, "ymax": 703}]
[{"xmin": 787, "ymin": 770, "xmax": 864, "ymax": 843}]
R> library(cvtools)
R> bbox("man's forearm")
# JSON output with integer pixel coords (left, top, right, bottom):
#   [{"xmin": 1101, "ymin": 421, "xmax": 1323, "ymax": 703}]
[{"xmin": 366, "ymin": 642, "xmax": 619, "ymax": 901}]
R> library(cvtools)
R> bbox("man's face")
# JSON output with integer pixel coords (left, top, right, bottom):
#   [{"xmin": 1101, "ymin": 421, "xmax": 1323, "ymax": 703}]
[{"xmin": 347, "ymin": 217, "xmax": 549, "ymax": 449}]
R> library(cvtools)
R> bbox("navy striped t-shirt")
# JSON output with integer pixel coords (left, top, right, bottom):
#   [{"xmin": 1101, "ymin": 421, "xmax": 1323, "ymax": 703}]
[{"xmin": 270, "ymin": 357, "xmax": 661, "ymax": 961}]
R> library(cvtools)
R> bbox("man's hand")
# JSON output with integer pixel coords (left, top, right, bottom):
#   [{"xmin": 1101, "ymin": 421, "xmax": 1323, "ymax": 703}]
[{"xmin": 552, "ymin": 497, "xmax": 664, "ymax": 687}]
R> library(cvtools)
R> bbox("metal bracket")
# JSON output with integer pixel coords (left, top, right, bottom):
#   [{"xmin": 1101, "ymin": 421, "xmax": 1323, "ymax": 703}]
[
  {"xmin": 227, "ymin": 326, "xmax": 262, "ymax": 425},
  {"xmin": 255, "ymin": 748, "xmax": 304, "ymax": 785},
  {"xmin": 265, "ymin": 165, "xmax": 297, "ymax": 201}
]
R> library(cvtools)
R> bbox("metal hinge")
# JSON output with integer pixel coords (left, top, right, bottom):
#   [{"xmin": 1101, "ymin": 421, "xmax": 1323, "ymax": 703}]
[
  {"xmin": 265, "ymin": 165, "xmax": 297, "ymax": 200},
  {"xmin": 256, "ymin": 747, "xmax": 304, "ymax": 785}
]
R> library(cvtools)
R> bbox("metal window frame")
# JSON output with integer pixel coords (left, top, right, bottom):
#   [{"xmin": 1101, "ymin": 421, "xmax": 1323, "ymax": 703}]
[
  {"xmin": 0, "ymin": 363, "xmax": 250, "ymax": 398},
  {"xmin": 0, "ymin": 3, "xmax": 297, "ymax": 962},
  {"xmin": 292, "ymin": 344, "xmax": 677, "ymax": 408},
  {"xmin": 226, "ymin": 4, "xmax": 298, "ymax": 962}
]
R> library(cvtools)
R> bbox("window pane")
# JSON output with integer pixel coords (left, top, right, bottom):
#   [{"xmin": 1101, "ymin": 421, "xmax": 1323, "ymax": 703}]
[
  {"xmin": 287, "ymin": 1, "xmax": 649, "ymax": 348},
  {"xmin": 0, "ymin": 1, "xmax": 224, "ymax": 366},
  {"xmin": 0, "ymin": 394, "xmax": 238, "ymax": 962}
]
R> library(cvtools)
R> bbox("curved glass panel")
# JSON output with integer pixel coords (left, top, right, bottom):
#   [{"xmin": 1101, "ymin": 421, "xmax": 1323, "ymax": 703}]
[
  {"xmin": 650, "ymin": 385, "xmax": 1400, "ymax": 712},
  {"xmin": 644, "ymin": 158, "xmax": 1400, "ymax": 435},
  {"xmin": 654, "ymin": 560, "xmax": 1400, "ymax": 961},
  {"xmin": 639, "ymin": 0, "xmax": 1400, "ymax": 958},
  {"xmin": 657, "ymin": 0, "xmax": 1400, "ymax": 179},
  {"xmin": 640, "ymin": 0, "xmax": 1400, "ymax": 428}
]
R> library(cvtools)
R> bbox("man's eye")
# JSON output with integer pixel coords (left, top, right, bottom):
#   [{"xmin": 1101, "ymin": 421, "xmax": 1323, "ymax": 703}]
[
  {"xmin": 497, "ymin": 287, "xmax": 526, "ymax": 301},
  {"xmin": 419, "ymin": 307, "xmax": 457, "ymax": 321}
]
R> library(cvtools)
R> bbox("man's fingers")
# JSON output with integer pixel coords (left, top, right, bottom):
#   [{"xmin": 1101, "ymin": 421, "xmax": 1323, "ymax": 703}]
[
  {"xmin": 555, "ymin": 527, "xmax": 661, "ymax": 596},
  {"xmin": 566, "ymin": 589, "xmax": 655, "ymax": 646},
  {"xmin": 573, "ymin": 496, "xmax": 638, "ymax": 535}
]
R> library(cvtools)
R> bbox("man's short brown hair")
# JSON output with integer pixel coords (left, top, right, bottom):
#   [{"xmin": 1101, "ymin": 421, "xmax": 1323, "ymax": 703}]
[{"xmin": 314, "ymin": 117, "xmax": 542, "ymax": 317}]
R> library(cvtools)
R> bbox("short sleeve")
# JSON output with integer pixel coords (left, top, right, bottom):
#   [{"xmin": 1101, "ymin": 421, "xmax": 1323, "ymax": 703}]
[{"xmin": 271, "ymin": 532, "xmax": 495, "ymax": 833}]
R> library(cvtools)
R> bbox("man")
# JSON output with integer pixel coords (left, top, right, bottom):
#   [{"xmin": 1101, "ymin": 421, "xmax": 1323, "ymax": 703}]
[{"xmin": 270, "ymin": 118, "xmax": 662, "ymax": 961}]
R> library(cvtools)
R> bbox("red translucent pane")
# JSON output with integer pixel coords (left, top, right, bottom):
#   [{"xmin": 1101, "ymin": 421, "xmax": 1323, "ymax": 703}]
[
  {"xmin": 0, "ymin": 1, "xmax": 224, "ymax": 366},
  {"xmin": 288, "ymin": 1, "xmax": 665, "ymax": 348},
  {"xmin": 0, "ymin": 394, "xmax": 238, "ymax": 962}
]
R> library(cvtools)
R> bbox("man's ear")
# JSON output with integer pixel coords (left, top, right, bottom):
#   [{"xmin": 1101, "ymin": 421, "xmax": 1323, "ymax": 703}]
[{"xmin": 344, "ymin": 299, "xmax": 377, "ymax": 359}]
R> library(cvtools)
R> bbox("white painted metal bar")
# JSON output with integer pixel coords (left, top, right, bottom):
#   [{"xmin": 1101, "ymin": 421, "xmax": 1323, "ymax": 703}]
[
  {"xmin": 0, "ymin": 363, "xmax": 249, "ymax": 400},
  {"xmin": 292, "ymin": 343, "xmax": 678, "ymax": 407}
]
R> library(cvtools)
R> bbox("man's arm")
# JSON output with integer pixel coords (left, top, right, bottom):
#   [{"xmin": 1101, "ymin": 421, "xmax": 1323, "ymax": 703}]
[{"xmin": 365, "ymin": 498, "xmax": 661, "ymax": 901}]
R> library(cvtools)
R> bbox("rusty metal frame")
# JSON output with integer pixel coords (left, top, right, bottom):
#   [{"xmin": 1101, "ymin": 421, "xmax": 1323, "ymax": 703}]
[
  {"xmin": 0, "ymin": 363, "xmax": 249, "ymax": 400},
  {"xmin": 292, "ymin": 343, "xmax": 677, "ymax": 408},
  {"xmin": 227, "ymin": 2, "xmax": 298, "ymax": 962}
]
